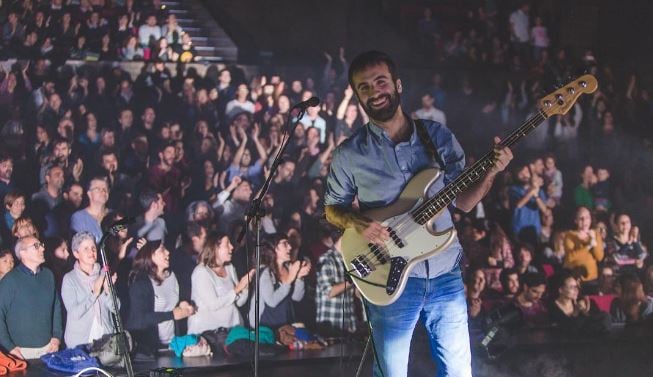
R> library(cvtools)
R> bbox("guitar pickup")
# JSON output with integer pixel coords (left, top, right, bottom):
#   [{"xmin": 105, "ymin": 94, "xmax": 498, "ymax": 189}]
[
  {"xmin": 368, "ymin": 243, "xmax": 389, "ymax": 265},
  {"xmin": 387, "ymin": 227, "xmax": 405, "ymax": 248}
]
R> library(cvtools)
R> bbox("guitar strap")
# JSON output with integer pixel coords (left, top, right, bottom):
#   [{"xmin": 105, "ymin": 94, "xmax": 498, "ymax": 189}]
[{"xmin": 414, "ymin": 118, "xmax": 447, "ymax": 171}]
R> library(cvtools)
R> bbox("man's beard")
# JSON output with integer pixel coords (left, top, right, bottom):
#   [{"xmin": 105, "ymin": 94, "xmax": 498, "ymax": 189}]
[{"xmin": 360, "ymin": 91, "xmax": 401, "ymax": 122}]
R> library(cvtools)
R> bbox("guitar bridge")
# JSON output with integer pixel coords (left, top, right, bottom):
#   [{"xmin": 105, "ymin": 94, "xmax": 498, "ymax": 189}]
[
  {"xmin": 386, "ymin": 257, "xmax": 407, "ymax": 295},
  {"xmin": 351, "ymin": 255, "xmax": 374, "ymax": 278}
]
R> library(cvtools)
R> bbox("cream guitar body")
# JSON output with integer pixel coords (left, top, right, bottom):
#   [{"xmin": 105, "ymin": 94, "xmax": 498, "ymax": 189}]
[{"xmin": 342, "ymin": 168, "xmax": 456, "ymax": 306}]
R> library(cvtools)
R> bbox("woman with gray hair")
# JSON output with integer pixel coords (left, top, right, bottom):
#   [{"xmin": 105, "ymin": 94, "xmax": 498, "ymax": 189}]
[
  {"xmin": 185, "ymin": 200, "xmax": 214, "ymax": 223},
  {"xmin": 61, "ymin": 231, "xmax": 118, "ymax": 348}
]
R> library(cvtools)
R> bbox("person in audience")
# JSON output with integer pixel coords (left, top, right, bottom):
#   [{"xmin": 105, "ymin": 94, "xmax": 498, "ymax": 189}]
[
  {"xmin": 0, "ymin": 235, "xmax": 62, "ymax": 359},
  {"xmin": 126, "ymin": 240, "xmax": 195, "ymax": 357},
  {"xmin": 610, "ymin": 273, "xmax": 653, "ymax": 324},
  {"xmin": 549, "ymin": 270, "xmax": 609, "ymax": 335},
  {"xmin": 188, "ymin": 233, "xmax": 254, "ymax": 334},
  {"xmin": 249, "ymin": 233, "xmax": 311, "ymax": 329},
  {"xmin": 225, "ymin": 86, "xmax": 256, "ymax": 123},
  {"xmin": 45, "ymin": 183, "xmax": 84, "ymax": 240},
  {"xmin": 100, "ymin": 211, "xmax": 136, "ymax": 269},
  {"xmin": 509, "ymin": 164, "xmax": 548, "ymax": 245},
  {"xmin": 213, "ymin": 176, "xmax": 252, "ymax": 233},
  {"xmin": 0, "ymin": 153, "xmax": 15, "ymax": 203},
  {"xmin": 0, "ymin": 248, "xmax": 15, "ymax": 280},
  {"xmin": 606, "ymin": 213, "xmax": 646, "ymax": 271},
  {"xmin": 315, "ymin": 232, "xmax": 357, "ymax": 335},
  {"xmin": 499, "ymin": 268, "xmax": 520, "ymax": 301},
  {"xmin": 132, "ymin": 188, "xmax": 167, "ymax": 242},
  {"xmin": 597, "ymin": 265, "xmax": 617, "ymax": 296},
  {"xmin": 412, "ymin": 92, "xmax": 446, "ymax": 125},
  {"xmin": 513, "ymin": 272, "xmax": 548, "ymax": 327},
  {"xmin": 515, "ymin": 242, "xmax": 538, "ymax": 275},
  {"xmin": 590, "ymin": 167, "xmax": 611, "ymax": 213},
  {"xmin": 31, "ymin": 165, "xmax": 64, "ymax": 217},
  {"xmin": 61, "ymin": 231, "xmax": 119, "ymax": 348},
  {"xmin": 120, "ymin": 35, "xmax": 144, "ymax": 60},
  {"xmin": 563, "ymin": 206, "xmax": 604, "ymax": 282},
  {"xmin": 44, "ymin": 236, "xmax": 72, "ymax": 291},
  {"xmin": 2, "ymin": 190, "xmax": 27, "ymax": 245},
  {"xmin": 148, "ymin": 142, "xmax": 185, "ymax": 215},
  {"xmin": 542, "ymin": 154, "xmax": 563, "ymax": 206},
  {"xmin": 71, "ymin": 176, "xmax": 111, "ymax": 241},
  {"xmin": 465, "ymin": 267, "xmax": 487, "ymax": 320},
  {"xmin": 138, "ymin": 14, "xmax": 161, "ymax": 48},
  {"xmin": 574, "ymin": 165, "xmax": 595, "ymax": 209},
  {"xmin": 171, "ymin": 221, "xmax": 207, "ymax": 302},
  {"xmin": 12, "ymin": 217, "xmax": 39, "ymax": 240}
]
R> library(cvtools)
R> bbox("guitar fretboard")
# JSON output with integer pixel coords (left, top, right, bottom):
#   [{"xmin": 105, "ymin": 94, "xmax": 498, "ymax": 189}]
[{"xmin": 411, "ymin": 109, "xmax": 548, "ymax": 225}]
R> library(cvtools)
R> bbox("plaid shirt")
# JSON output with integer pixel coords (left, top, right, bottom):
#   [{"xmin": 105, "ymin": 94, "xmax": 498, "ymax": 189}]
[{"xmin": 315, "ymin": 247, "xmax": 357, "ymax": 332}]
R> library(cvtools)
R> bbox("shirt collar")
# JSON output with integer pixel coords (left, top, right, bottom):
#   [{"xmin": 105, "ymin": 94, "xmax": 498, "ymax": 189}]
[
  {"xmin": 18, "ymin": 262, "xmax": 42, "ymax": 276},
  {"xmin": 367, "ymin": 114, "xmax": 418, "ymax": 145}
]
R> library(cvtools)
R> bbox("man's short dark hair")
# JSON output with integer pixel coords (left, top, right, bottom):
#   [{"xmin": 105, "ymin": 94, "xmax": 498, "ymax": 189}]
[
  {"xmin": 521, "ymin": 272, "xmax": 546, "ymax": 288},
  {"xmin": 158, "ymin": 141, "xmax": 175, "ymax": 155},
  {"xmin": 500, "ymin": 268, "xmax": 519, "ymax": 290},
  {"xmin": 0, "ymin": 152, "xmax": 12, "ymax": 164},
  {"xmin": 348, "ymin": 50, "xmax": 398, "ymax": 88},
  {"xmin": 52, "ymin": 137, "xmax": 71, "ymax": 148},
  {"xmin": 139, "ymin": 187, "xmax": 159, "ymax": 210},
  {"xmin": 99, "ymin": 148, "xmax": 118, "ymax": 160}
]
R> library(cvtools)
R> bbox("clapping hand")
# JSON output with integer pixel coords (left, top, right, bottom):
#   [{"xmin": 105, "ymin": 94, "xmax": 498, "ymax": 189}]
[{"xmin": 298, "ymin": 259, "xmax": 311, "ymax": 278}]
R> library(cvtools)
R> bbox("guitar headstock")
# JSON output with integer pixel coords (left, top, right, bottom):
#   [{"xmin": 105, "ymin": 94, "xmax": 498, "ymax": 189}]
[{"xmin": 538, "ymin": 74, "xmax": 598, "ymax": 117}]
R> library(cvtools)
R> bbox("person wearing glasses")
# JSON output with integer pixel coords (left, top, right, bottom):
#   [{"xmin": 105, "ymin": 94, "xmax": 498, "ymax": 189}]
[
  {"xmin": 71, "ymin": 176, "xmax": 111, "ymax": 242},
  {"xmin": 0, "ymin": 235, "xmax": 63, "ymax": 359},
  {"xmin": 61, "ymin": 231, "xmax": 118, "ymax": 348}
]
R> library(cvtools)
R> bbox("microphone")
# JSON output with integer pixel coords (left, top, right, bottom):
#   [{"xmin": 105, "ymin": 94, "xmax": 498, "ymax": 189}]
[
  {"xmin": 292, "ymin": 96, "xmax": 320, "ymax": 110},
  {"xmin": 109, "ymin": 217, "xmax": 135, "ymax": 234}
]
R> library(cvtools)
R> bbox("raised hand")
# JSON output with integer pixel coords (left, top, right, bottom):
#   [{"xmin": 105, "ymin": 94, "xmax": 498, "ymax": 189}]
[
  {"xmin": 298, "ymin": 259, "xmax": 312, "ymax": 278},
  {"xmin": 286, "ymin": 260, "xmax": 302, "ymax": 282}
]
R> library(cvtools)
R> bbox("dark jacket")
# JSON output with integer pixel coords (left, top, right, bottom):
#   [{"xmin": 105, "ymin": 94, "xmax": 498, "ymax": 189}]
[{"xmin": 125, "ymin": 272, "xmax": 175, "ymax": 356}]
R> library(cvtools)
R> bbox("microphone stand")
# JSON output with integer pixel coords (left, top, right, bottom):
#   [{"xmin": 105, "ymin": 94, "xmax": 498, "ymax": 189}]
[
  {"xmin": 99, "ymin": 226, "xmax": 134, "ymax": 377},
  {"xmin": 237, "ymin": 107, "xmax": 307, "ymax": 377}
]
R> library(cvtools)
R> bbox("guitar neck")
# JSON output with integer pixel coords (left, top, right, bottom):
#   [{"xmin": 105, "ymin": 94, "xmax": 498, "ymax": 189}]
[{"xmin": 412, "ymin": 109, "xmax": 548, "ymax": 224}]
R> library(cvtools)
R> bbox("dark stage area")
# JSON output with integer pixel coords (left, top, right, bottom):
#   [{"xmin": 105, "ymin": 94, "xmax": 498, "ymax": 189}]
[{"xmin": 12, "ymin": 324, "xmax": 653, "ymax": 377}]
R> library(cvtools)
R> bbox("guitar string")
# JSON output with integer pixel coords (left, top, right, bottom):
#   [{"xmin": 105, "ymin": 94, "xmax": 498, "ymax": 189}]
[
  {"xmin": 348, "ymin": 110, "xmax": 546, "ymax": 265},
  {"xmin": 349, "ymin": 110, "xmax": 548, "ymax": 270}
]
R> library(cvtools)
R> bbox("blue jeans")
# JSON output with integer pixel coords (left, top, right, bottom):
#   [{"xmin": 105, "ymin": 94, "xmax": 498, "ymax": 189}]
[{"xmin": 366, "ymin": 269, "xmax": 471, "ymax": 377}]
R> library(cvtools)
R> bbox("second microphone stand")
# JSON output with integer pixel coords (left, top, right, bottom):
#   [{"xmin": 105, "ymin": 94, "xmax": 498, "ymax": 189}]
[
  {"xmin": 98, "ymin": 226, "xmax": 134, "ymax": 377},
  {"xmin": 237, "ymin": 107, "xmax": 308, "ymax": 377}
]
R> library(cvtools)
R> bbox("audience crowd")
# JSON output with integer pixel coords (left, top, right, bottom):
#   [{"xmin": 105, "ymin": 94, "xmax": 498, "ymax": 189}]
[
  {"xmin": 0, "ymin": 0, "xmax": 652, "ymax": 363},
  {"xmin": 1, "ymin": 0, "xmax": 198, "ymax": 63}
]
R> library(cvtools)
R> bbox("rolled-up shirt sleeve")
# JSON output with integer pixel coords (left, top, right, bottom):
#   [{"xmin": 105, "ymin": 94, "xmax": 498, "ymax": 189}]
[{"xmin": 324, "ymin": 146, "xmax": 356, "ymax": 207}]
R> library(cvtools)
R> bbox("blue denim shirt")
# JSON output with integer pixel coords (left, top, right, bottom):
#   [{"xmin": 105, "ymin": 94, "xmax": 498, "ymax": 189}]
[{"xmin": 325, "ymin": 118, "xmax": 466, "ymax": 279}]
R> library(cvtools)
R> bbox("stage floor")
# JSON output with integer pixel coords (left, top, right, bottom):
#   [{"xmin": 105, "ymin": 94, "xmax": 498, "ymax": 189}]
[{"xmin": 10, "ymin": 324, "xmax": 653, "ymax": 377}]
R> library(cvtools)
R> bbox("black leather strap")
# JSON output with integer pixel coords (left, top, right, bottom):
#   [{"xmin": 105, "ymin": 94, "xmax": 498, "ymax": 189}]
[{"xmin": 414, "ymin": 118, "xmax": 446, "ymax": 170}]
